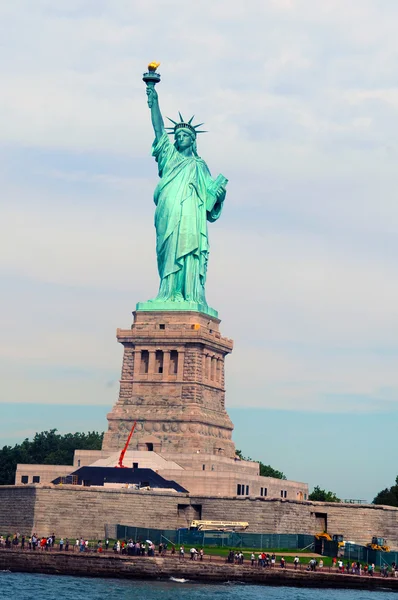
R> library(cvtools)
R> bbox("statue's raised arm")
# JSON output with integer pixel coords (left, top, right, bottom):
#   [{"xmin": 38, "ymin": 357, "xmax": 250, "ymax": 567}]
[
  {"xmin": 147, "ymin": 86, "xmax": 164, "ymax": 141},
  {"xmin": 143, "ymin": 62, "xmax": 164, "ymax": 141},
  {"xmin": 138, "ymin": 63, "xmax": 228, "ymax": 319}
]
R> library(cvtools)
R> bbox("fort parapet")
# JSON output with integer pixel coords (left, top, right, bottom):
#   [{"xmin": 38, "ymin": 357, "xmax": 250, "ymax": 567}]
[{"xmin": 1, "ymin": 485, "xmax": 398, "ymax": 548}]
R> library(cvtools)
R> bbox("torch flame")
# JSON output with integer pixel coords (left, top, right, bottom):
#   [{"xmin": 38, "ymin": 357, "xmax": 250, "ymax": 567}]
[{"xmin": 148, "ymin": 62, "xmax": 160, "ymax": 72}]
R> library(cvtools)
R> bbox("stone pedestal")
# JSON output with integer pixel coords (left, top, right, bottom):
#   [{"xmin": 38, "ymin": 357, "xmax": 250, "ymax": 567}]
[{"xmin": 102, "ymin": 311, "xmax": 236, "ymax": 458}]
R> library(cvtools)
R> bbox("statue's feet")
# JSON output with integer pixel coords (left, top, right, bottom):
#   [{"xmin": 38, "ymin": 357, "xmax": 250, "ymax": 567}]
[{"xmin": 172, "ymin": 292, "xmax": 184, "ymax": 302}]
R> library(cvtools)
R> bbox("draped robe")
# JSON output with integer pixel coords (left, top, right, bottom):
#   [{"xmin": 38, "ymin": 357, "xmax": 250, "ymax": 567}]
[{"xmin": 152, "ymin": 132, "xmax": 224, "ymax": 304}]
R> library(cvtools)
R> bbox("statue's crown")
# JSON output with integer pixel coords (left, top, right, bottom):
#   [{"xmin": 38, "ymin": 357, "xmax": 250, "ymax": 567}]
[{"xmin": 165, "ymin": 113, "xmax": 207, "ymax": 137}]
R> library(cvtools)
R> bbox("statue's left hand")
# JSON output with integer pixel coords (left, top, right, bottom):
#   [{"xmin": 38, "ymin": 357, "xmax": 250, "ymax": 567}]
[{"xmin": 216, "ymin": 186, "xmax": 226, "ymax": 200}]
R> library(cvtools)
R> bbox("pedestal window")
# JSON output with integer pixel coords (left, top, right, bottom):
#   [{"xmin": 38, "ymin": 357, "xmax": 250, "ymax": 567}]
[
  {"xmin": 169, "ymin": 350, "xmax": 178, "ymax": 374},
  {"xmin": 140, "ymin": 350, "xmax": 149, "ymax": 374},
  {"xmin": 155, "ymin": 350, "xmax": 164, "ymax": 374}
]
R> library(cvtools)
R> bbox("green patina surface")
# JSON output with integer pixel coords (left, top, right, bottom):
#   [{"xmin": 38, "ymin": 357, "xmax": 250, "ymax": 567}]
[
  {"xmin": 138, "ymin": 66, "xmax": 227, "ymax": 318},
  {"xmin": 136, "ymin": 300, "xmax": 218, "ymax": 318}
]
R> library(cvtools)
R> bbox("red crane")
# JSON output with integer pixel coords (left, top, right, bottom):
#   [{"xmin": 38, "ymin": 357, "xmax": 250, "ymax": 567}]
[{"xmin": 116, "ymin": 421, "xmax": 137, "ymax": 468}]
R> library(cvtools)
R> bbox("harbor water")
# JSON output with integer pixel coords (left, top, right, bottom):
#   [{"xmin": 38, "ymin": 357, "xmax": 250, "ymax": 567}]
[{"xmin": 0, "ymin": 571, "xmax": 397, "ymax": 600}]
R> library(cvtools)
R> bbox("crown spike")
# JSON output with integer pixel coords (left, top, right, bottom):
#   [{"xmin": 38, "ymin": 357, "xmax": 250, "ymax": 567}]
[
  {"xmin": 195, "ymin": 130, "xmax": 208, "ymax": 134},
  {"xmin": 166, "ymin": 114, "xmax": 207, "ymax": 136}
]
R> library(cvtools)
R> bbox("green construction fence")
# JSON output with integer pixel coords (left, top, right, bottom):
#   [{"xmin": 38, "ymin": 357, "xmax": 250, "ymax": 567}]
[{"xmin": 115, "ymin": 525, "xmax": 314, "ymax": 550}]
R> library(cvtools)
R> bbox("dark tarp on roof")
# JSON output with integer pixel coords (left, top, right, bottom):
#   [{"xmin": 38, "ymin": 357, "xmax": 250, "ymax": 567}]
[{"xmin": 51, "ymin": 466, "xmax": 188, "ymax": 493}]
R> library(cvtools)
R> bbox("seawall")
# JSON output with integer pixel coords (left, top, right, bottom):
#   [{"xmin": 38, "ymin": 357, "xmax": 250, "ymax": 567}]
[{"xmin": 1, "ymin": 551, "xmax": 398, "ymax": 591}]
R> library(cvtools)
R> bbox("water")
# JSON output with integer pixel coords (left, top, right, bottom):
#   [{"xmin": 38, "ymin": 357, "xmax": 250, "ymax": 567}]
[{"xmin": 0, "ymin": 572, "xmax": 396, "ymax": 600}]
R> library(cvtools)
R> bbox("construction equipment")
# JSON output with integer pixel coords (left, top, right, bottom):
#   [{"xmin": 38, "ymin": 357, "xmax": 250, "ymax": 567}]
[
  {"xmin": 190, "ymin": 520, "xmax": 249, "ymax": 532},
  {"xmin": 332, "ymin": 534, "xmax": 345, "ymax": 548},
  {"xmin": 366, "ymin": 536, "xmax": 390, "ymax": 552},
  {"xmin": 315, "ymin": 532, "xmax": 332, "ymax": 542},
  {"xmin": 315, "ymin": 532, "xmax": 345, "ymax": 547},
  {"xmin": 116, "ymin": 422, "xmax": 137, "ymax": 468}
]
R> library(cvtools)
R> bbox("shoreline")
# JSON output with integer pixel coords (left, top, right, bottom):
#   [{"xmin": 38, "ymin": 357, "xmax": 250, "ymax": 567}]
[{"xmin": 1, "ymin": 550, "xmax": 398, "ymax": 591}]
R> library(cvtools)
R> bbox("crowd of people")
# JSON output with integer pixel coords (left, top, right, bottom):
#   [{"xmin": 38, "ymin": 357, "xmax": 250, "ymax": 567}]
[
  {"xmin": 331, "ymin": 557, "xmax": 398, "ymax": 578},
  {"xmin": 0, "ymin": 533, "xmax": 397, "ymax": 578},
  {"xmin": 0, "ymin": 533, "xmax": 106, "ymax": 553},
  {"xmin": 0, "ymin": 534, "xmax": 204, "ymax": 562},
  {"xmin": 111, "ymin": 540, "xmax": 176, "ymax": 556}
]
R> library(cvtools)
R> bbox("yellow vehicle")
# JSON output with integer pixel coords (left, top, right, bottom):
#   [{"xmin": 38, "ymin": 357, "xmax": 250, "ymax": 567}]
[
  {"xmin": 315, "ymin": 533, "xmax": 345, "ymax": 547},
  {"xmin": 315, "ymin": 532, "xmax": 332, "ymax": 542},
  {"xmin": 366, "ymin": 537, "xmax": 390, "ymax": 552},
  {"xmin": 190, "ymin": 520, "xmax": 249, "ymax": 532}
]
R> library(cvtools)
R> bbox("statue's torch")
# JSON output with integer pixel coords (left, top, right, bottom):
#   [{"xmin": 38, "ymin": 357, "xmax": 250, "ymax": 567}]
[{"xmin": 143, "ymin": 62, "xmax": 161, "ymax": 108}]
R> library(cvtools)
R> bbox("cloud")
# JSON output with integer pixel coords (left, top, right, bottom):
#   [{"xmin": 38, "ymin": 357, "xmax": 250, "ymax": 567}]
[{"xmin": 1, "ymin": 0, "xmax": 398, "ymax": 418}]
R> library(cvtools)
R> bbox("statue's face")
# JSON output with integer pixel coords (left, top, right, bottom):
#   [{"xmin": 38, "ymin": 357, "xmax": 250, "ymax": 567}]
[{"xmin": 175, "ymin": 130, "xmax": 193, "ymax": 151}]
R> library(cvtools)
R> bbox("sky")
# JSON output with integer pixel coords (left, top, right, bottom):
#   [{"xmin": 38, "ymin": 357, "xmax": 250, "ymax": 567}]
[{"xmin": 1, "ymin": 0, "xmax": 398, "ymax": 502}]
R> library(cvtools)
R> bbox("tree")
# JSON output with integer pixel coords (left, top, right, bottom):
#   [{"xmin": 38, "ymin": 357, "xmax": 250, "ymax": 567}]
[
  {"xmin": 259, "ymin": 463, "xmax": 287, "ymax": 480},
  {"xmin": 0, "ymin": 430, "xmax": 103, "ymax": 485},
  {"xmin": 236, "ymin": 449, "xmax": 287, "ymax": 480},
  {"xmin": 373, "ymin": 476, "xmax": 398, "ymax": 507},
  {"xmin": 309, "ymin": 485, "xmax": 341, "ymax": 503}
]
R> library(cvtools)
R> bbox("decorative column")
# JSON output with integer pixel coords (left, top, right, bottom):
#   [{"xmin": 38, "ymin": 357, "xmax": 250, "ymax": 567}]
[
  {"xmin": 216, "ymin": 358, "xmax": 221, "ymax": 383},
  {"xmin": 202, "ymin": 352, "xmax": 207, "ymax": 383},
  {"xmin": 211, "ymin": 356, "xmax": 216, "ymax": 381},
  {"xmin": 148, "ymin": 350, "xmax": 156, "ymax": 374},
  {"xmin": 133, "ymin": 349, "xmax": 141, "ymax": 376},
  {"xmin": 177, "ymin": 350, "xmax": 185, "ymax": 379},
  {"xmin": 206, "ymin": 355, "xmax": 212, "ymax": 380},
  {"xmin": 163, "ymin": 350, "xmax": 170, "ymax": 379}
]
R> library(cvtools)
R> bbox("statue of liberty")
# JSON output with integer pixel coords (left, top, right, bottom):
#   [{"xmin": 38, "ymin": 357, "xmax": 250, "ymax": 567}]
[{"xmin": 137, "ymin": 64, "xmax": 227, "ymax": 318}]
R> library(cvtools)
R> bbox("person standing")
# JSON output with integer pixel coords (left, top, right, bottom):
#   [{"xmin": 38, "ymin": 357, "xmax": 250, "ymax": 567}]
[
  {"xmin": 271, "ymin": 553, "xmax": 276, "ymax": 568},
  {"xmin": 294, "ymin": 556, "xmax": 299, "ymax": 570}
]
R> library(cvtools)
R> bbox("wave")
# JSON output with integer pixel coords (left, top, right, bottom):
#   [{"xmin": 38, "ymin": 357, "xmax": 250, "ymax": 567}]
[{"xmin": 169, "ymin": 577, "xmax": 189, "ymax": 583}]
